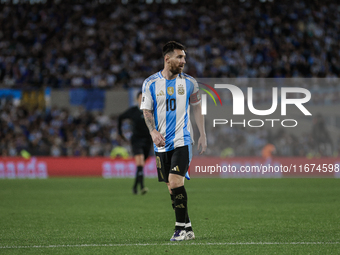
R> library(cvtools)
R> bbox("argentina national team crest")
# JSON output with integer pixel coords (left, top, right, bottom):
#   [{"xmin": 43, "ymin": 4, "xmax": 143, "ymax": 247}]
[
  {"xmin": 167, "ymin": 87, "xmax": 174, "ymax": 96},
  {"xmin": 178, "ymin": 85, "xmax": 185, "ymax": 95}
]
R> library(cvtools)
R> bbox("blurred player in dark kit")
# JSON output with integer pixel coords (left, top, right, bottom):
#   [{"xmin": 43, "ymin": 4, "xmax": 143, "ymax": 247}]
[{"xmin": 118, "ymin": 91, "xmax": 153, "ymax": 195}]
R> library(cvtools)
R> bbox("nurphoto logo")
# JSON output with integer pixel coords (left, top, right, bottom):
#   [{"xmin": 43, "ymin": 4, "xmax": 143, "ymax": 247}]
[{"xmin": 199, "ymin": 79, "xmax": 312, "ymax": 128}]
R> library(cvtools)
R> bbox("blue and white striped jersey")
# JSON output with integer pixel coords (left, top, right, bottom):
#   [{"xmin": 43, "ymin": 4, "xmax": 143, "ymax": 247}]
[{"xmin": 141, "ymin": 71, "xmax": 201, "ymax": 152}]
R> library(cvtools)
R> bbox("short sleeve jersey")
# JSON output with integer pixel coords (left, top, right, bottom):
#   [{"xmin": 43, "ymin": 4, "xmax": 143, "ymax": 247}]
[{"xmin": 140, "ymin": 71, "xmax": 201, "ymax": 152}]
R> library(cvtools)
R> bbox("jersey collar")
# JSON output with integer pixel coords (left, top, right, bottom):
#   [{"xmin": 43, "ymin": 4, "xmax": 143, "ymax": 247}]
[{"xmin": 159, "ymin": 70, "xmax": 184, "ymax": 80}]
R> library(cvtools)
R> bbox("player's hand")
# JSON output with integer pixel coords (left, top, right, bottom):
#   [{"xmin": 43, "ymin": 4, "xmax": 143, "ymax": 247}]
[
  {"xmin": 150, "ymin": 129, "xmax": 165, "ymax": 147},
  {"xmin": 197, "ymin": 135, "xmax": 207, "ymax": 154}
]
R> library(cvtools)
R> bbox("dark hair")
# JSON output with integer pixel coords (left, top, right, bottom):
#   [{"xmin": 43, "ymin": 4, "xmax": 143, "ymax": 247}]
[
  {"xmin": 162, "ymin": 41, "xmax": 186, "ymax": 57},
  {"xmin": 136, "ymin": 91, "xmax": 142, "ymax": 99}
]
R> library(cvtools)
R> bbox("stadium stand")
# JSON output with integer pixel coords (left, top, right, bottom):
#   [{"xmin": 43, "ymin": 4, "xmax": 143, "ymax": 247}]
[
  {"xmin": 0, "ymin": 0, "xmax": 339, "ymax": 157},
  {"xmin": 0, "ymin": 0, "xmax": 340, "ymax": 89},
  {"xmin": 0, "ymin": 100, "xmax": 337, "ymax": 157}
]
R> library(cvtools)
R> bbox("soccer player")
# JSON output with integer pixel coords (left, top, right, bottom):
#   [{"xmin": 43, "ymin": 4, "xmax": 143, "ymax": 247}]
[
  {"xmin": 141, "ymin": 41, "xmax": 207, "ymax": 241},
  {"xmin": 118, "ymin": 91, "xmax": 152, "ymax": 195}
]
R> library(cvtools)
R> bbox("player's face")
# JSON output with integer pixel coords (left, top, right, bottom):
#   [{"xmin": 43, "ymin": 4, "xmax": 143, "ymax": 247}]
[{"xmin": 168, "ymin": 49, "xmax": 186, "ymax": 74}]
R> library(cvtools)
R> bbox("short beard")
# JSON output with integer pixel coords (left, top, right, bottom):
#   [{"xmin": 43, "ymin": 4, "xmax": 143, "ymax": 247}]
[{"xmin": 169, "ymin": 64, "xmax": 182, "ymax": 75}]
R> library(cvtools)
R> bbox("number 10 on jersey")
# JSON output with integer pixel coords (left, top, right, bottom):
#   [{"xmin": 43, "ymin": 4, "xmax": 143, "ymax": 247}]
[{"xmin": 166, "ymin": 98, "xmax": 176, "ymax": 111}]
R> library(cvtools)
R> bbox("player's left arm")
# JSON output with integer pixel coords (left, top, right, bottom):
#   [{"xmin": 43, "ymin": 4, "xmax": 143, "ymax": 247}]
[
  {"xmin": 189, "ymin": 80, "xmax": 207, "ymax": 154},
  {"xmin": 192, "ymin": 102, "xmax": 207, "ymax": 154}
]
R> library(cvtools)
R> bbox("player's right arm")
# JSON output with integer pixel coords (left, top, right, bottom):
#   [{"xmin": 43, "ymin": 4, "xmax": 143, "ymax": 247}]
[
  {"xmin": 143, "ymin": 109, "xmax": 165, "ymax": 147},
  {"xmin": 140, "ymin": 79, "xmax": 165, "ymax": 147}
]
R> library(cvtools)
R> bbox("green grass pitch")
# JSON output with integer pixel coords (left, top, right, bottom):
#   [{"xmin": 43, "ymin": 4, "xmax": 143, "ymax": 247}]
[{"xmin": 0, "ymin": 178, "xmax": 339, "ymax": 254}]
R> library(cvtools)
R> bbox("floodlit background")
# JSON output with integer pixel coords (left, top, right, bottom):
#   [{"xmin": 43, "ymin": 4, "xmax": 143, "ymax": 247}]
[
  {"xmin": 0, "ymin": 0, "xmax": 339, "ymax": 160},
  {"xmin": 0, "ymin": 1, "xmax": 340, "ymax": 254}
]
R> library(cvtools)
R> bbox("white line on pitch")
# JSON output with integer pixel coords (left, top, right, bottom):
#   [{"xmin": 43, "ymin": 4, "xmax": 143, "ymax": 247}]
[{"xmin": 0, "ymin": 242, "xmax": 339, "ymax": 249}]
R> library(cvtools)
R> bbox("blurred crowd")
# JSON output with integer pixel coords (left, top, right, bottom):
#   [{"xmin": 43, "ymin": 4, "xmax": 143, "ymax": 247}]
[
  {"xmin": 0, "ymin": 0, "xmax": 339, "ymax": 158},
  {"xmin": 1, "ymin": 101, "xmax": 338, "ymax": 158},
  {"xmin": 201, "ymin": 78, "xmax": 340, "ymax": 106},
  {"xmin": 0, "ymin": 101, "xmax": 123, "ymax": 157},
  {"xmin": 0, "ymin": 0, "xmax": 340, "ymax": 89},
  {"xmin": 203, "ymin": 114, "xmax": 338, "ymax": 158}
]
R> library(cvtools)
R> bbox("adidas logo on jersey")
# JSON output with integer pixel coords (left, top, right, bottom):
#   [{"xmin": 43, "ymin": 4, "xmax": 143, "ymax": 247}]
[{"xmin": 157, "ymin": 90, "xmax": 165, "ymax": 97}]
